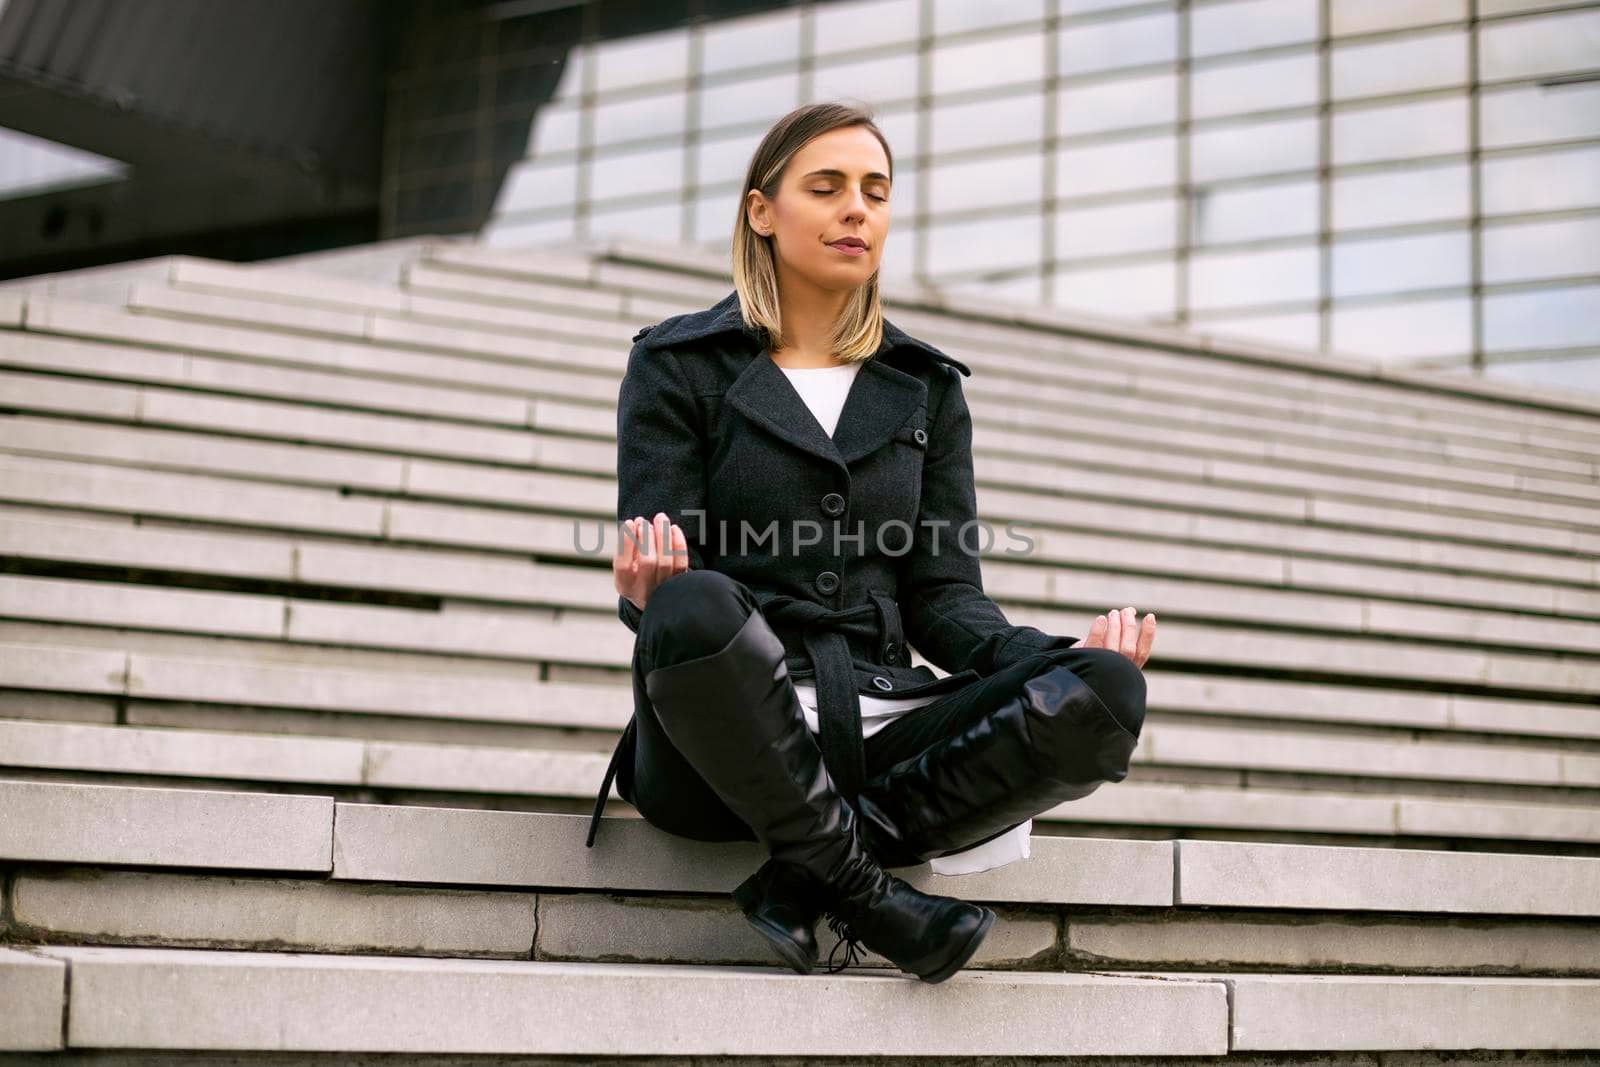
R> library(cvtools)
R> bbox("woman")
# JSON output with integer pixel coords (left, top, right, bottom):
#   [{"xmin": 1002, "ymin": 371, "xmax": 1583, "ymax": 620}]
[{"xmin": 586, "ymin": 102, "xmax": 1156, "ymax": 984}]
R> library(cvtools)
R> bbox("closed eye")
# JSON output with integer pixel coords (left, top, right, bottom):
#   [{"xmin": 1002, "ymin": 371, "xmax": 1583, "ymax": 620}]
[{"xmin": 813, "ymin": 190, "xmax": 887, "ymax": 202}]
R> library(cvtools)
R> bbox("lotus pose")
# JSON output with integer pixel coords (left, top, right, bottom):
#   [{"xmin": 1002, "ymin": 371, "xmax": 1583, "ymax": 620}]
[{"xmin": 587, "ymin": 101, "xmax": 1156, "ymax": 984}]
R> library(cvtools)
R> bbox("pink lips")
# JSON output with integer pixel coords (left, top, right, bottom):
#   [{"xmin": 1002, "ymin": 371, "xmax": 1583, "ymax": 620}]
[{"xmin": 828, "ymin": 241, "xmax": 867, "ymax": 257}]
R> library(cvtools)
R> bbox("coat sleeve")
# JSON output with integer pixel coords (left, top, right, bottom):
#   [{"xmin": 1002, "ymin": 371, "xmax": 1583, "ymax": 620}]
[
  {"xmin": 615, "ymin": 338, "xmax": 712, "ymax": 634},
  {"xmin": 897, "ymin": 366, "xmax": 1079, "ymax": 675}
]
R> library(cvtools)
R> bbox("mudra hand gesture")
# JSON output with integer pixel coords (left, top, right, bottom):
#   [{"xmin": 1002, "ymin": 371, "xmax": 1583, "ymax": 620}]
[
  {"xmin": 1072, "ymin": 606, "xmax": 1157, "ymax": 668},
  {"xmin": 614, "ymin": 512, "xmax": 689, "ymax": 613}
]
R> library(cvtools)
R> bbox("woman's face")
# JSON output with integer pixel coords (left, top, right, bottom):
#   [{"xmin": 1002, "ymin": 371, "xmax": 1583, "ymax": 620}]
[{"xmin": 748, "ymin": 125, "xmax": 892, "ymax": 293}]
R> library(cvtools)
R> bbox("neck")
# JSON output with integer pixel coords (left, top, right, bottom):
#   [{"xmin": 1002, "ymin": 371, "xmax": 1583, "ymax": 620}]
[{"xmin": 770, "ymin": 273, "xmax": 853, "ymax": 368}]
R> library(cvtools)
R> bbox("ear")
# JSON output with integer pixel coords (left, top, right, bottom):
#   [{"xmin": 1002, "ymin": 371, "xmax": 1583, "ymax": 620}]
[{"xmin": 746, "ymin": 191, "xmax": 771, "ymax": 236}]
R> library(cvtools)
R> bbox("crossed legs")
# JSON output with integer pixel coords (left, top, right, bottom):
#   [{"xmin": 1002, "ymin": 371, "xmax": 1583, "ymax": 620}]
[{"xmin": 623, "ymin": 569, "xmax": 1147, "ymax": 865}]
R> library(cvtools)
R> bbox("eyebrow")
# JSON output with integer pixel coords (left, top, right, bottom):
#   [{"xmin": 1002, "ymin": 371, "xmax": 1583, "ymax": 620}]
[{"xmin": 803, "ymin": 168, "xmax": 891, "ymax": 182}]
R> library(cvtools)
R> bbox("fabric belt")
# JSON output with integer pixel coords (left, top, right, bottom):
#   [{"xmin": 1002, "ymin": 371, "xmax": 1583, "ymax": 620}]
[{"xmin": 759, "ymin": 587, "xmax": 902, "ymax": 803}]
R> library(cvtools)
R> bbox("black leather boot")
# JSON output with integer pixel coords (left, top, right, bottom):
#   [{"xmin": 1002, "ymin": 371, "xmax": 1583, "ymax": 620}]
[
  {"xmin": 726, "ymin": 810, "xmax": 947, "ymax": 976},
  {"xmin": 729, "ymin": 812, "xmax": 940, "ymax": 976},
  {"xmin": 643, "ymin": 609, "xmax": 995, "ymax": 983},
  {"xmin": 848, "ymin": 663, "xmax": 1143, "ymax": 867}
]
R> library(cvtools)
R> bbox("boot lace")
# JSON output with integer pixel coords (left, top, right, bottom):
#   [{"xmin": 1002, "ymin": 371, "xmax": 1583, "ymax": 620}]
[{"xmin": 824, "ymin": 912, "xmax": 865, "ymax": 974}]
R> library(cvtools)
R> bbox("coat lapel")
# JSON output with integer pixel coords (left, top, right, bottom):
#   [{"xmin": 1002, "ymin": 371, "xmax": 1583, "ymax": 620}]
[
  {"xmin": 829, "ymin": 357, "xmax": 928, "ymax": 466},
  {"xmin": 726, "ymin": 353, "xmax": 843, "ymax": 466},
  {"xmin": 636, "ymin": 289, "xmax": 971, "ymax": 471}
]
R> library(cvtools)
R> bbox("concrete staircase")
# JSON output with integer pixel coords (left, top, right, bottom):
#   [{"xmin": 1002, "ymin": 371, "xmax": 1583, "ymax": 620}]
[{"xmin": 1, "ymin": 235, "xmax": 1597, "ymax": 1060}]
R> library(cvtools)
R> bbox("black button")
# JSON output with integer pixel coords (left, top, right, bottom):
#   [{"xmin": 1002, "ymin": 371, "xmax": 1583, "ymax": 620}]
[
  {"xmin": 912, "ymin": 428, "xmax": 927, "ymax": 445},
  {"xmin": 883, "ymin": 641, "xmax": 898, "ymax": 662},
  {"xmin": 871, "ymin": 676, "xmax": 893, "ymax": 691},
  {"xmin": 820, "ymin": 492, "xmax": 845, "ymax": 516},
  {"xmin": 815, "ymin": 571, "xmax": 839, "ymax": 594}
]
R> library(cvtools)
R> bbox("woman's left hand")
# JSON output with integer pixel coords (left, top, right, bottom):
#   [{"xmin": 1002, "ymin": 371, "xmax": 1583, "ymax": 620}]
[{"xmin": 1071, "ymin": 606, "xmax": 1156, "ymax": 668}]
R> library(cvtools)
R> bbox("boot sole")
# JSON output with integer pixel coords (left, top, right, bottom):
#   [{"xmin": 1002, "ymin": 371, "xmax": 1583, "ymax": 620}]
[
  {"xmin": 911, "ymin": 905, "xmax": 996, "ymax": 985},
  {"xmin": 741, "ymin": 913, "xmax": 817, "ymax": 975}
]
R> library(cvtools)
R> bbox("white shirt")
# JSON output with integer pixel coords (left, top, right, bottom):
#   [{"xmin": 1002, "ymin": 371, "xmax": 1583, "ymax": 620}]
[{"xmin": 774, "ymin": 357, "xmax": 1033, "ymax": 877}]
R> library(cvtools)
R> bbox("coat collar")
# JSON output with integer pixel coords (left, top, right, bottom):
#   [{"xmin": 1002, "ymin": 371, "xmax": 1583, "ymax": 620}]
[
  {"xmin": 635, "ymin": 288, "xmax": 972, "ymax": 378},
  {"xmin": 636, "ymin": 289, "xmax": 969, "ymax": 470}
]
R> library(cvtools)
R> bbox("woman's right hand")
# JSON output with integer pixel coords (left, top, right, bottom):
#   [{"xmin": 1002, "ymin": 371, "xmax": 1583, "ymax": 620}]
[
  {"xmin": 1071, "ymin": 605, "xmax": 1156, "ymax": 669},
  {"xmin": 614, "ymin": 512, "xmax": 690, "ymax": 613}
]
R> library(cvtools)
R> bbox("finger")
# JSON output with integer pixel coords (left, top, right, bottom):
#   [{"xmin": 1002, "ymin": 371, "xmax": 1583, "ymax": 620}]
[
  {"xmin": 613, "ymin": 520, "xmax": 628, "ymax": 592},
  {"xmin": 618, "ymin": 519, "xmax": 646, "ymax": 600},
  {"xmin": 1137, "ymin": 612, "xmax": 1157, "ymax": 665},
  {"xmin": 653, "ymin": 513, "xmax": 673, "ymax": 581},
  {"xmin": 1120, "ymin": 607, "xmax": 1138, "ymax": 659},
  {"xmin": 620, "ymin": 517, "xmax": 641, "ymax": 575},
  {"xmin": 1104, "ymin": 608, "xmax": 1122, "ymax": 652},
  {"xmin": 638, "ymin": 515, "xmax": 654, "ymax": 567},
  {"xmin": 671, "ymin": 523, "xmax": 688, "ymax": 573},
  {"xmin": 1089, "ymin": 614, "xmax": 1108, "ymax": 647}
]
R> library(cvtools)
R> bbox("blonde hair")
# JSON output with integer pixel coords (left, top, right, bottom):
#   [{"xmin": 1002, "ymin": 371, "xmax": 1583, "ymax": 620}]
[{"xmin": 730, "ymin": 102, "xmax": 895, "ymax": 365}]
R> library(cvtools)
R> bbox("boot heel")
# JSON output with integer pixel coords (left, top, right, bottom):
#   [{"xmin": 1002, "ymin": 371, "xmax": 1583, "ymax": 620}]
[
  {"xmin": 732, "ymin": 862, "xmax": 819, "ymax": 976},
  {"xmin": 914, "ymin": 904, "xmax": 995, "ymax": 984}
]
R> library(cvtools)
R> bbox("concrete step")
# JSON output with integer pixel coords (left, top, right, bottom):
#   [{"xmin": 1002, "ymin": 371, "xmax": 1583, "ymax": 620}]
[
  {"xmin": 7, "ymin": 364, "xmax": 1596, "ymax": 572},
  {"xmin": 8, "ymin": 297, "xmax": 1599, "ymax": 540},
  {"xmin": 137, "ymin": 265, "xmax": 639, "ymax": 348},
  {"xmin": 4, "ymin": 487, "xmax": 1595, "ymax": 658},
  {"xmin": 127, "ymin": 269, "xmax": 1600, "ymax": 488},
  {"xmin": 4, "ymin": 779, "xmax": 1600, "ymax": 1055},
  {"xmin": 14, "ymin": 256, "xmax": 1600, "ymax": 496},
  {"xmin": 395, "ymin": 238, "xmax": 1600, "ymax": 445},
  {"xmin": 8, "ymin": 943, "xmax": 1597, "ymax": 1056},
  {"xmin": 0, "ymin": 946, "xmax": 1233, "ymax": 1057},
  {"xmin": 4, "ymin": 695, "xmax": 1598, "ymax": 805},
  {"xmin": 433, "ymin": 240, "xmax": 1600, "ymax": 444},
  {"xmin": 10, "ymin": 242, "xmax": 1599, "ymax": 456},
  {"xmin": 0, "ymin": 857, "xmax": 1593, "ymax": 1062},
  {"xmin": 7, "ymin": 849, "xmax": 1600, "ymax": 968},
  {"xmin": 4, "ymin": 777, "xmax": 1599, "ymax": 911},
  {"xmin": 10, "ymin": 625, "xmax": 1598, "ymax": 742},
  {"xmin": 6, "ymin": 561, "xmax": 1599, "ymax": 697},
  {"xmin": 3, "ymin": 441, "xmax": 1600, "ymax": 659},
  {"xmin": 0, "ymin": 304, "xmax": 622, "ymax": 415},
  {"xmin": 238, "ymin": 234, "xmax": 479, "ymax": 285},
  {"xmin": 7, "ymin": 751, "xmax": 1595, "ymax": 846}
]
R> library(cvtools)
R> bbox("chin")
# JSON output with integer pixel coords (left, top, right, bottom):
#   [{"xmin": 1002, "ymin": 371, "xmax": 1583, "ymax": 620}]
[{"xmin": 823, "ymin": 256, "xmax": 876, "ymax": 276}]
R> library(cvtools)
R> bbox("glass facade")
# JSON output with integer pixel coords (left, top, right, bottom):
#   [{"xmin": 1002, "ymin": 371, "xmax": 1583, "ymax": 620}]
[{"xmin": 481, "ymin": 0, "xmax": 1600, "ymax": 393}]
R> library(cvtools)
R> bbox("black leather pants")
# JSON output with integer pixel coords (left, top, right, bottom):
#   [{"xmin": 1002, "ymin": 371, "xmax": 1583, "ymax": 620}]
[{"xmin": 614, "ymin": 571, "xmax": 1147, "ymax": 860}]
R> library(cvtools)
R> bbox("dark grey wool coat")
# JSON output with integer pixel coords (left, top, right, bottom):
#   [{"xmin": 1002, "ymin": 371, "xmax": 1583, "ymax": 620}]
[{"xmin": 586, "ymin": 288, "xmax": 1079, "ymax": 847}]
